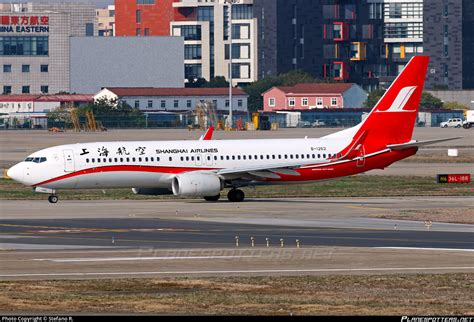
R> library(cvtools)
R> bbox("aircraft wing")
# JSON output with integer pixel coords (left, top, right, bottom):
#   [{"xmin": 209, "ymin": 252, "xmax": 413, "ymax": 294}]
[
  {"xmin": 387, "ymin": 137, "xmax": 462, "ymax": 150},
  {"xmin": 215, "ymin": 160, "xmax": 325, "ymax": 179}
]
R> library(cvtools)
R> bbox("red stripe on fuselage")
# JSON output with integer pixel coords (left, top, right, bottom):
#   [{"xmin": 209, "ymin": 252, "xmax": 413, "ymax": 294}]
[
  {"xmin": 32, "ymin": 165, "xmax": 218, "ymax": 187},
  {"xmin": 32, "ymin": 148, "xmax": 417, "ymax": 188}
]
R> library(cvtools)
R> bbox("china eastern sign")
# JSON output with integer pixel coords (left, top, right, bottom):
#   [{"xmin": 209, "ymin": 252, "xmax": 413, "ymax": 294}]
[{"xmin": 0, "ymin": 16, "xmax": 49, "ymax": 33}]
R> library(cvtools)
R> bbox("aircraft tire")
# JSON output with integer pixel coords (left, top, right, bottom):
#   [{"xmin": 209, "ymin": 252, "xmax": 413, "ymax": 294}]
[
  {"xmin": 204, "ymin": 194, "xmax": 220, "ymax": 202},
  {"xmin": 227, "ymin": 189, "xmax": 245, "ymax": 202},
  {"xmin": 48, "ymin": 195, "xmax": 58, "ymax": 204}
]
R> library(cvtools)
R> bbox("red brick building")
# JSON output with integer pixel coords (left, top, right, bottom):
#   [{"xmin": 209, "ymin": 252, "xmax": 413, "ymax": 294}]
[{"xmin": 115, "ymin": 0, "xmax": 177, "ymax": 36}]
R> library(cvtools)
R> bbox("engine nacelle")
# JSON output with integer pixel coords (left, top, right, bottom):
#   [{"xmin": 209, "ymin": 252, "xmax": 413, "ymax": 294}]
[
  {"xmin": 132, "ymin": 188, "xmax": 173, "ymax": 196},
  {"xmin": 172, "ymin": 172, "xmax": 222, "ymax": 197}
]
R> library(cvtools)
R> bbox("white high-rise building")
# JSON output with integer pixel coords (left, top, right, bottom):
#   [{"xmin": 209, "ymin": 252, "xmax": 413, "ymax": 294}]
[{"xmin": 171, "ymin": 0, "xmax": 258, "ymax": 86}]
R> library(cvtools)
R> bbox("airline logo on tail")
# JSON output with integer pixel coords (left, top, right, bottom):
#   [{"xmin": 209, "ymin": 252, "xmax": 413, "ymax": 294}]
[{"xmin": 377, "ymin": 86, "xmax": 418, "ymax": 113}]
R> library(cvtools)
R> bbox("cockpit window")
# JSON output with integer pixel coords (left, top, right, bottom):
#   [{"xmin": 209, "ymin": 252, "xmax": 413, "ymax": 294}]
[{"xmin": 24, "ymin": 157, "xmax": 47, "ymax": 163}]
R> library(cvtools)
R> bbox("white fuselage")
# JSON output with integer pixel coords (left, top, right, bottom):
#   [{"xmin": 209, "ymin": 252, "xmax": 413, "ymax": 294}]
[{"xmin": 8, "ymin": 137, "xmax": 351, "ymax": 190}]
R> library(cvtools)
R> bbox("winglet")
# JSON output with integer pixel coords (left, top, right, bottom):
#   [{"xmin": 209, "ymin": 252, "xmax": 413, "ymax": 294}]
[{"xmin": 199, "ymin": 126, "xmax": 214, "ymax": 141}]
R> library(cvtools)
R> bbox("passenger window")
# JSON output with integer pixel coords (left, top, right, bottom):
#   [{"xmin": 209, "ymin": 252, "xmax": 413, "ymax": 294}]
[
  {"xmin": 323, "ymin": 154, "xmax": 326, "ymax": 158},
  {"xmin": 243, "ymin": 155, "xmax": 246, "ymax": 160},
  {"xmin": 266, "ymin": 155, "xmax": 270, "ymax": 159},
  {"xmin": 109, "ymin": 158, "xmax": 113, "ymax": 163},
  {"xmin": 186, "ymin": 156, "xmax": 190, "ymax": 161},
  {"xmin": 151, "ymin": 157, "xmax": 155, "ymax": 162},
  {"xmin": 97, "ymin": 158, "xmax": 101, "ymax": 163},
  {"xmin": 180, "ymin": 157, "xmax": 184, "ymax": 161},
  {"xmin": 226, "ymin": 156, "xmax": 229, "ymax": 160},
  {"xmin": 86, "ymin": 159, "xmax": 89, "ymax": 163},
  {"xmin": 295, "ymin": 155, "xmax": 299, "ymax": 159},
  {"xmin": 191, "ymin": 156, "xmax": 195, "ymax": 161},
  {"xmin": 312, "ymin": 154, "xmax": 315, "ymax": 159},
  {"xmin": 301, "ymin": 154, "xmax": 305, "ymax": 159},
  {"xmin": 207, "ymin": 156, "xmax": 211, "ymax": 161},
  {"xmin": 232, "ymin": 156, "xmax": 235, "ymax": 160},
  {"xmin": 214, "ymin": 156, "xmax": 217, "ymax": 161},
  {"xmin": 290, "ymin": 155, "xmax": 293, "ymax": 159},
  {"xmin": 197, "ymin": 156, "xmax": 200, "ymax": 161},
  {"xmin": 272, "ymin": 155, "xmax": 275, "ymax": 159},
  {"xmin": 318, "ymin": 154, "xmax": 321, "ymax": 159},
  {"xmin": 278, "ymin": 155, "xmax": 282, "ymax": 159},
  {"xmin": 169, "ymin": 157, "xmax": 173, "ymax": 161},
  {"xmin": 138, "ymin": 157, "xmax": 142, "ymax": 162},
  {"xmin": 248, "ymin": 155, "xmax": 252, "ymax": 160},
  {"xmin": 92, "ymin": 158, "xmax": 95, "ymax": 163},
  {"xmin": 260, "ymin": 155, "xmax": 264, "ymax": 160},
  {"xmin": 120, "ymin": 158, "xmax": 123, "ymax": 162},
  {"xmin": 145, "ymin": 157, "xmax": 148, "ymax": 162},
  {"xmin": 307, "ymin": 154, "xmax": 310, "ymax": 159},
  {"xmin": 238, "ymin": 156, "xmax": 241, "ymax": 160},
  {"xmin": 126, "ymin": 158, "xmax": 130, "ymax": 162},
  {"xmin": 132, "ymin": 158, "xmax": 136, "ymax": 162},
  {"xmin": 220, "ymin": 156, "xmax": 224, "ymax": 161},
  {"xmin": 103, "ymin": 158, "xmax": 106, "ymax": 162}
]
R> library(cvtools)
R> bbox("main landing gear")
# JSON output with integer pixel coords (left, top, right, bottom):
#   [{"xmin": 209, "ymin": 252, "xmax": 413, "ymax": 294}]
[
  {"xmin": 48, "ymin": 195, "xmax": 59, "ymax": 204},
  {"xmin": 204, "ymin": 194, "xmax": 221, "ymax": 202},
  {"xmin": 227, "ymin": 189, "xmax": 245, "ymax": 202},
  {"xmin": 202, "ymin": 189, "xmax": 246, "ymax": 202}
]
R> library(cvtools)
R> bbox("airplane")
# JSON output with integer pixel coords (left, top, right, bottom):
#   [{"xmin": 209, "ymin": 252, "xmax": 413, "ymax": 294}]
[{"xmin": 7, "ymin": 56, "xmax": 460, "ymax": 203}]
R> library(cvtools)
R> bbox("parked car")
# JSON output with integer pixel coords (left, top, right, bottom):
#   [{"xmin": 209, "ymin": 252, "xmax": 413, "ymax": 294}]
[
  {"xmin": 299, "ymin": 121, "xmax": 312, "ymax": 128},
  {"xmin": 440, "ymin": 118, "xmax": 463, "ymax": 128},
  {"xmin": 312, "ymin": 120, "xmax": 326, "ymax": 127}
]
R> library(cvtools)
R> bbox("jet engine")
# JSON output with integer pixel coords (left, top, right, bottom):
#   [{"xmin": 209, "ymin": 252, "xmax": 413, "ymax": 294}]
[
  {"xmin": 172, "ymin": 172, "xmax": 222, "ymax": 197},
  {"xmin": 132, "ymin": 188, "xmax": 173, "ymax": 196}
]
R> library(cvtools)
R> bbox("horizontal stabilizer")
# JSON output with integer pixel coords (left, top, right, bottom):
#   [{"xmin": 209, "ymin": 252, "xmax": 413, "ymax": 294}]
[{"xmin": 387, "ymin": 137, "xmax": 462, "ymax": 150}]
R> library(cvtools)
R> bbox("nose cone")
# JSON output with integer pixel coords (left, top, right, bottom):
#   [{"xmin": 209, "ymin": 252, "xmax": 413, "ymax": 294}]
[{"xmin": 7, "ymin": 163, "xmax": 24, "ymax": 183}]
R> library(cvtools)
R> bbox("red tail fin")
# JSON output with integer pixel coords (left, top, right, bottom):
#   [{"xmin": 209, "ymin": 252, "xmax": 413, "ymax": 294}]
[{"xmin": 354, "ymin": 56, "xmax": 429, "ymax": 154}]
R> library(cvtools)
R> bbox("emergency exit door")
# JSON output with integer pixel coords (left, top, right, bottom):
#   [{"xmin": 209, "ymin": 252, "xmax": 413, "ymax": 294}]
[{"xmin": 63, "ymin": 150, "xmax": 75, "ymax": 172}]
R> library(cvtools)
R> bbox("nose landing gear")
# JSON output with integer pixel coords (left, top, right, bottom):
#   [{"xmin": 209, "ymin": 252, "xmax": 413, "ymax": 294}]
[{"xmin": 48, "ymin": 195, "xmax": 59, "ymax": 204}]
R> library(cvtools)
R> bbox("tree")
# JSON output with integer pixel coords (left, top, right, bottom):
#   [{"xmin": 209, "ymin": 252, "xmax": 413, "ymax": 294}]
[
  {"xmin": 443, "ymin": 101, "xmax": 468, "ymax": 110},
  {"xmin": 79, "ymin": 97, "xmax": 144, "ymax": 128},
  {"xmin": 186, "ymin": 77, "xmax": 208, "ymax": 88},
  {"xmin": 202, "ymin": 76, "xmax": 229, "ymax": 88},
  {"xmin": 80, "ymin": 97, "xmax": 142, "ymax": 116},
  {"xmin": 46, "ymin": 109, "xmax": 71, "ymax": 128},
  {"xmin": 420, "ymin": 92, "xmax": 443, "ymax": 109},
  {"xmin": 364, "ymin": 88, "xmax": 386, "ymax": 108}
]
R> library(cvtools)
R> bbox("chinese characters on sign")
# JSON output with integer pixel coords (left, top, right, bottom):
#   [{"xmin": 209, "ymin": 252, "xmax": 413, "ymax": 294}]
[
  {"xmin": 0, "ymin": 15, "xmax": 49, "ymax": 33},
  {"xmin": 0, "ymin": 16, "xmax": 49, "ymax": 25}
]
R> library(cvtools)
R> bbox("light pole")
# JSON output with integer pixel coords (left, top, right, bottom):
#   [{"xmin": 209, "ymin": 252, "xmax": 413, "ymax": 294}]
[{"xmin": 226, "ymin": 0, "xmax": 239, "ymax": 129}]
